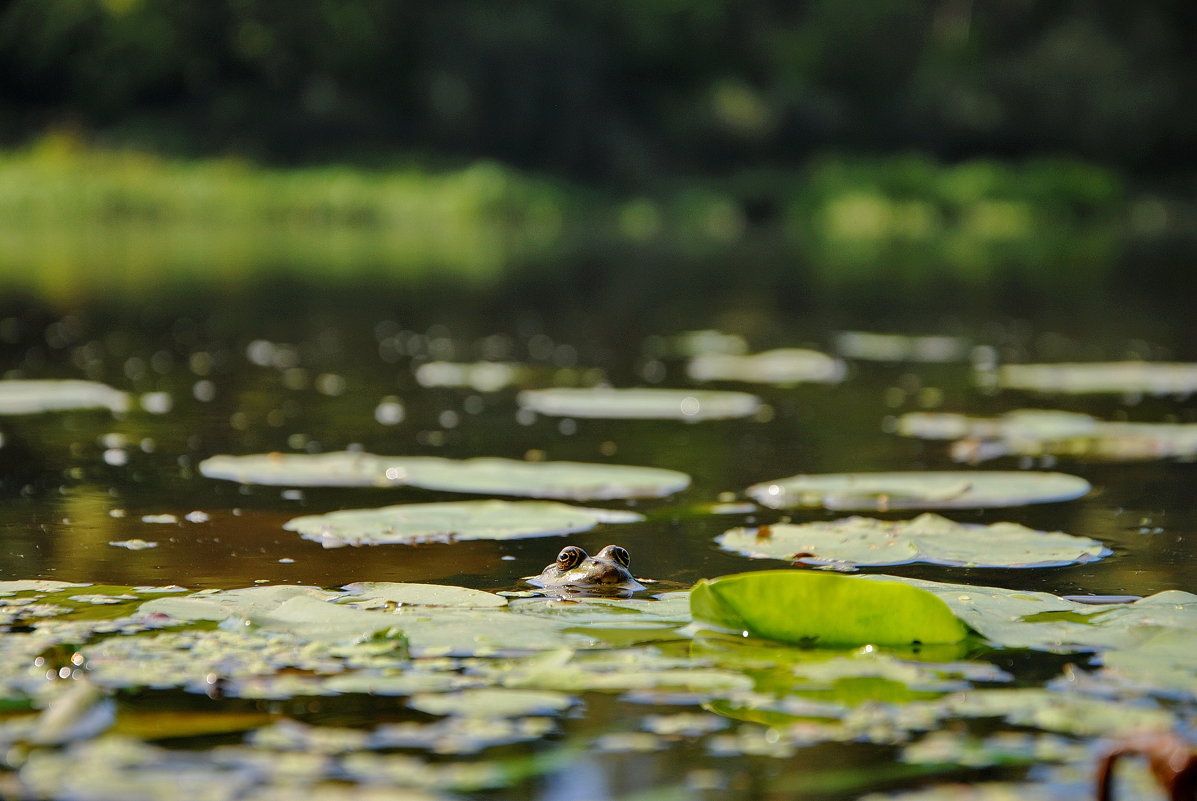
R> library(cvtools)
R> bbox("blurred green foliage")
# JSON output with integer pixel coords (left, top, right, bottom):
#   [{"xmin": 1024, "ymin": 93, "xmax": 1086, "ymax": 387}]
[
  {"xmin": 1, "ymin": 1, "xmax": 1193, "ymax": 183},
  {"xmin": 0, "ymin": 136, "xmax": 1133, "ymax": 301}
]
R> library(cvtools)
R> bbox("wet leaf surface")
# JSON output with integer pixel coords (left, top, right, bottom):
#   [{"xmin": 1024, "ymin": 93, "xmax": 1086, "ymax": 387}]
[
  {"xmin": 717, "ymin": 513, "xmax": 1109, "ymax": 569},
  {"xmin": 747, "ymin": 471, "xmax": 1091, "ymax": 511}
]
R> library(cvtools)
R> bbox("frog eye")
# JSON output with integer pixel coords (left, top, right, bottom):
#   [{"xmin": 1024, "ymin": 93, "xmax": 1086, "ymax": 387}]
[
  {"xmin": 556, "ymin": 546, "xmax": 587, "ymax": 569},
  {"xmin": 599, "ymin": 545, "xmax": 630, "ymax": 567}
]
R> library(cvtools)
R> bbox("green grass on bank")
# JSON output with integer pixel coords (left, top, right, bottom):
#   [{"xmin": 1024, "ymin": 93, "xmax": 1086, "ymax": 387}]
[{"xmin": 0, "ymin": 133, "xmax": 1173, "ymax": 302}]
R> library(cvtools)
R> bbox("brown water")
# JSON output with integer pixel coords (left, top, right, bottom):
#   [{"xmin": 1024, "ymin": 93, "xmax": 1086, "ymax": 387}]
[{"xmin": 0, "ymin": 261, "xmax": 1194, "ymax": 799}]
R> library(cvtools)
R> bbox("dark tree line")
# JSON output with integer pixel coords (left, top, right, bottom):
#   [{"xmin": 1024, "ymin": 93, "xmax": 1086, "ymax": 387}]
[{"xmin": 1, "ymin": 0, "xmax": 1194, "ymax": 184}]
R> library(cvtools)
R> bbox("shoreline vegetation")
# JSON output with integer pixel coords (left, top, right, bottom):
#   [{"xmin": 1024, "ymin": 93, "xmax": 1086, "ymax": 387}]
[{"xmin": 0, "ymin": 134, "xmax": 1188, "ymax": 301}]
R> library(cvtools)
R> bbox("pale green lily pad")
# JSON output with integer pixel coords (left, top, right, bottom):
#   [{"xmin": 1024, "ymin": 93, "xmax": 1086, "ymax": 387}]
[
  {"xmin": 341, "ymin": 582, "xmax": 508, "ymax": 608},
  {"xmin": 0, "ymin": 579, "xmax": 91, "ymax": 596},
  {"xmin": 0, "ymin": 379, "xmax": 130, "ymax": 414},
  {"xmin": 516, "ymin": 387, "xmax": 762, "ymax": 420},
  {"xmin": 662, "ymin": 329, "xmax": 749, "ymax": 357},
  {"xmin": 690, "ymin": 570, "xmax": 968, "ymax": 647},
  {"xmin": 835, "ymin": 331, "xmax": 970, "ymax": 363},
  {"xmin": 901, "ymin": 730, "xmax": 1088, "ymax": 768},
  {"xmin": 284, "ymin": 500, "xmax": 641, "ymax": 548},
  {"xmin": 414, "ymin": 361, "xmax": 526, "ymax": 391},
  {"xmin": 407, "ymin": 688, "xmax": 573, "ymax": 718},
  {"xmin": 476, "ymin": 647, "xmax": 754, "ymax": 695},
  {"xmin": 866, "ymin": 575, "xmax": 1197, "ymax": 653},
  {"xmin": 140, "ymin": 586, "xmax": 404, "ymax": 644},
  {"xmin": 896, "ymin": 410, "xmax": 1098, "ymax": 442},
  {"xmin": 747, "ymin": 471, "xmax": 1090, "ymax": 511},
  {"xmin": 717, "ymin": 513, "xmax": 1109, "ymax": 569},
  {"xmin": 687, "ymin": 348, "xmax": 845, "ymax": 384},
  {"xmin": 898, "ymin": 410, "xmax": 1197, "ymax": 463},
  {"xmin": 991, "ymin": 361, "xmax": 1197, "ymax": 395},
  {"xmin": 199, "ymin": 452, "xmax": 689, "ymax": 500}
]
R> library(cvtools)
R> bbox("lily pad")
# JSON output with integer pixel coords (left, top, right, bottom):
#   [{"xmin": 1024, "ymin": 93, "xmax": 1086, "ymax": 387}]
[
  {"xmin": 990, "ymin": 361, "xmax": 1197, "ymax": 395},
  {"xmin": 341, "ymin": 583, "xmax": 508, "ymax": 608},
  {"xmin": 689, "ymin": 570, "xmax": 969, "ymax": 647},
  {"xmin": 687, "ymin": 348, "xmax": 845, "ymax": 384},
  {"xmin": 199, "ymin": 453, "xmax": 689, "ymax": 500},
  {"xmin": 898, "ymin": 410, "xmax": 1197, "ymax": 463},
  {"xmin": 0, "ymin": 379, "xmax": 129, "ymax": 414},
  {"xmin": 746, "ymin": 471, "xmax": 1091, "ymax": 511},
  {"xmin": 516, "ymin": 387, "xmax": 762, "ymax": 420},
  {"xmin": 866, "ymin": 575, "xmax": 1197, "ymax": 654},
  {"xmin": 716, "ymin": 513, "xmax": 1109, "ymax": 569},
  {"xmin": 835, "ymin": 332, "xmax": 970, "ymax": 363},
  {"xmin": 406, "ymin": 688, "xmax": 573, "ymax": 718},
  {"xmin": 283, "ymin": 500, "xmax": 642, "ymax": 547},
  {"xmin": 414, "ymin": 361, "xmax": 526, "ymax": 391}
]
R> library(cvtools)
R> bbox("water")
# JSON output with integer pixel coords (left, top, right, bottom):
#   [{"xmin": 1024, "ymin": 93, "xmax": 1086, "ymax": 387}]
[{"xmin": 0, "ymin": 259, "xmax": 1193, "ymax": 799}]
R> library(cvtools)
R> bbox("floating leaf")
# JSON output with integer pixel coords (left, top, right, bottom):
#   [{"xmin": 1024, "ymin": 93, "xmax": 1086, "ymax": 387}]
[
  {"xmin": 898, "ymin": 410, "xmax": 1197, "ymax": 463},
  {"xmin": 835, "ymin": 332, "xmax": 970, "ymax": 363},
  {"xmin": 407, "ymin": 688, "xmax": 573, "ymax": 718},
  {"xmin": 341, "ymin": 583, "xmax": 508, "ymax": 608},
  {"xmin": 414, "ymin": 361, "xmax": 525, "ymax": 391},
  {"xmin": 140, "ymin": 585, "xmax": 405, "ymax": 645},
  {"xmin": 516, "ymin": 387, "xmax": 762, "ymax": 420},
  {"xmin": 689, "ymin": 570, "xmax": 968, "ymax": 647},
  {"xmin": 747, "ymin": 471, "xmax": 1090, "ymax": 511},
  {"xmin": 990, "ymin": 361, "xmax": 1197, "ymax": 395},
  {"xmin": 866, "ymin": 575, "xmax": 1197, "ymax": 653},
  {"xmin": 284, "ymin": 500, "xmax": 641, "ymax": 548},
  {"xmin": 717, "ymin": 513, "xmax": 1109, "ymax": 569},
  {"xmin": 0, "ymin": 379, "xmax": 129, "ymax": 414},
  {"xmin": 199, "ymin": 452, "xmax": 689, "ymax": 499},
  {"xmin": 687, "ymin": 348, "xmax": 845, "ymax": 384}
]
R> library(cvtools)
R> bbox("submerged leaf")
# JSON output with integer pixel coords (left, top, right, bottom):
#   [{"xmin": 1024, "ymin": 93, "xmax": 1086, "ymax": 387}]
[
  {"xmin": 516, "ymin": 387, "xmax": 762, "ymax": 420},
  {"xmin": 284, "ymin": 500, "xmax": 642, "ymax": 548},
  {"xmin": 747, "ymin": 471, "xmax": 1090, "ymax": 511},
  {"xmin": 199, "ymin": 453, "xmax": 689, "ymax": 499},
  {"xmin": 717, "ymin": 513, "xmax": 1109, "ymax": 569},
  {"xmin": 689, "ymin": 570, "xmax": 968, "ymax": 647}
]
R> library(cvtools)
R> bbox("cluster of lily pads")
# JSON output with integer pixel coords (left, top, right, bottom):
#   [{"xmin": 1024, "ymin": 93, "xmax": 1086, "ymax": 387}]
[{"xmin": 1, "ymin": 346, "xmax": 1196, "ymax": 801}]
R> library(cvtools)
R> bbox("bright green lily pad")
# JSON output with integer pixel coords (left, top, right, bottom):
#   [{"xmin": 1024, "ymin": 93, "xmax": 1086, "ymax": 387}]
[
  {"xmin": 687, "ymin": 348, "xmax": 845, "ymax": 384},
  {"xmin": 990, "ymin": 361, "xmax": 1197, "ymax": 395},
  {"xmin": 516, "ymin": 387, "xmax": 762, "ymax": 420},
  {"xmin": 199, "ymin": 452, "xmax": 689, "ymax": 499},
  {"xmin": 284, "ymin": 500, "xmax": 641, "ymax": 548},
  {"xmin": 717, "ymin": 513, "xmax": 1109, "ymax": 569},
  {"xmin": 0, "ymin": 379, "xmax": 130, "ymax": 414},
  {"xmin": 689, "ymin": 570, "xmax": 969, "ymax": 647},
  {"xmin": 746, "ymin": 471, "xmax": 1091, "ymax": 511}
]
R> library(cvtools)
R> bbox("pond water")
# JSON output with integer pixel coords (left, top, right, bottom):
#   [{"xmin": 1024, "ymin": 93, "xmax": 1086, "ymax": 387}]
[{"xmin": 0, "ymin": 257, "xmax": 1194, "ymax": 801}]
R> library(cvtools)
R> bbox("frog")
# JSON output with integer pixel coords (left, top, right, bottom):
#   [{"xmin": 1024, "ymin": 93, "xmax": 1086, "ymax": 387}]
[{"xmin": 526, "ymin": 544, "xmax": 645, "ymax": 594}]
